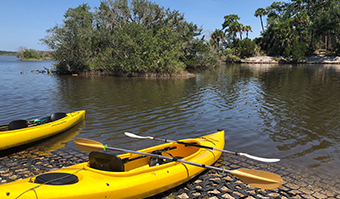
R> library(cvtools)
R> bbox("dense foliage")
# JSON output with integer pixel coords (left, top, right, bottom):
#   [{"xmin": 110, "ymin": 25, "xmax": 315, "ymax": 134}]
[
  {"xmin": 41, "ymin": 0, "xmax": 216, "ymax": 74},
  {"xmin": 209, "ymin": 14, "xmax": 257, "ymax": 62},
  {"xmin": 257, "ymin": 0, "xmax": 340, "ymax": 59},
  {"xmin": 210, "ymin": 0, "xmax": 340, "ymax": 63}
]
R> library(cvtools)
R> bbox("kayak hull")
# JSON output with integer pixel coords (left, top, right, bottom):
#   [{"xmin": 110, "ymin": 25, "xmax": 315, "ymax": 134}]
[
  {"xmin": 0, "ymin": 130, "xmax": 224, "ymax": 199},
  {"xmin": 0, "ymin": 110, "xmax": 86, "ymax": 150}
]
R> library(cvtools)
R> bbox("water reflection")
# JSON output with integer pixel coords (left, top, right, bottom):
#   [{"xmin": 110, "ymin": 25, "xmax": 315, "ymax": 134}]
[
  {"xmin": 30, "ymin": 120, "xmax": 85, "ymax": 155},
  {"xmin": 188, "ymin": 64, "xmax": 340, "ymax": 168},
  {"xmin": 240, "ymin": 64, "xmax": 340, "ymax": 165}
]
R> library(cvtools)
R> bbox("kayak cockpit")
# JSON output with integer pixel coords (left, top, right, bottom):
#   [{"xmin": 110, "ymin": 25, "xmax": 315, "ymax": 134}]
[{"xmin": 84, "ymin": 140, "xmax": 202, "ymax": 174}]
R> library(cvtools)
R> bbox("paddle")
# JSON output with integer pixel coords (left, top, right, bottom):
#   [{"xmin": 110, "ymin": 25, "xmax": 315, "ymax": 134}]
[
  {"xmin": 74, "ymin": 138, "xmax": 283, "ymax": 189},
  {"xmin": 124, "ymin": 132, "xmax": 280, "ymax": 163}
]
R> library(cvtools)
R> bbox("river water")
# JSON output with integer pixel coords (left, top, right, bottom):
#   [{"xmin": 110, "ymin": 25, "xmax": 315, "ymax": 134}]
[{"xmin": 0, "ymin": 56, "xmax": 339, "ymax": 194}]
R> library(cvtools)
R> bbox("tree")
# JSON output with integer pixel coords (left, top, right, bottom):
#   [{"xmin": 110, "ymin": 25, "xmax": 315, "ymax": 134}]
[
  {"xmin": 284, "ymin": 40, "xmax": 306, "ymax": 62},
  {"xmin": 254, "ymin": 8, "xmax": 267, "ymax": 32},
  {"xmin": 17, "ymin": 46, "xmax": 27, "ymax": 58},
  {"xmin": 229, "ymin": 21, "xmax": 241, "ymax": 40},
  {"xmin": 292, "ymin": 11, "xmax": 309, "ymax": 43},
  {"xmin": 41, "ymin": 0, "xmax": 211, "ymax": 74},
  {"xmin": 41, "ymin": 3, "xmax": 94, "ymax": 73},
  {"xmin": 237, "ymin": 38, "xmax": 256, "ymax": 58},
  {"xmin": 210, "ymin": 29, "xmax": 225, "ymax": 52},
  {"xmin": 222, "ymin": 14, "xmax": 240, "ymax": 31},
  {"xmin": 312, "ymin": 1, "xmax": 340, "ymax": 50},
  {"xmin": 23, "ymin": 49, "xmax": 41, "ymax": 59},
  {"xmin": 244, "ymin": 25, "xmax": 252, "ymax": 38},
  {"xmin": 222, "ymin": 14, "xmax": 242, "ymax": 41}
]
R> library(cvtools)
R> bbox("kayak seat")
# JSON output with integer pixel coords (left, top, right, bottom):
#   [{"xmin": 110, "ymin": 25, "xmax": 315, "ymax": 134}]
[
  {"xmin": 50, "ymin": 112, "xmax": 67, "ymax": 122},
  {"xmin": 89, "ymin": 151, "xmax": 125, "ymax": 172},
  {"xmin": 8, "ymin": 120, "xmax": 28, "ymax": 130}
]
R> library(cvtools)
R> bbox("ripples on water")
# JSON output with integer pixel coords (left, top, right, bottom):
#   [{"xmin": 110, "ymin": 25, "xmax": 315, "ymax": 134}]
[{"xmin": 1, "ymin": 57, "xmax": 340, "ymax": 187}]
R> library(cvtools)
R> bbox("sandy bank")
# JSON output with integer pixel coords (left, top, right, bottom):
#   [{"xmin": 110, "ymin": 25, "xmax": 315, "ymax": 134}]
[{"xmin": 241, "ymin": 55, "xmax": 340, "ymax": 64}]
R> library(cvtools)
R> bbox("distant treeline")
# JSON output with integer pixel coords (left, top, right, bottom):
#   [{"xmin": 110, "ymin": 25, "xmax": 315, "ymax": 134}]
[{"xmin": 0, "ymin": 51, "xmax": 17, "ymax": 56}]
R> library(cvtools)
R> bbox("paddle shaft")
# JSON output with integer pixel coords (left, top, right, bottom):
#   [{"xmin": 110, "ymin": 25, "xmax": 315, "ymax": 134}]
[
  {"xmin": 125, "ymin": 134, "xmax": 279, "ymax": 163},
  {"xmin": 105, "ymin": 145, "xmax": 229, "ymax": 173}
]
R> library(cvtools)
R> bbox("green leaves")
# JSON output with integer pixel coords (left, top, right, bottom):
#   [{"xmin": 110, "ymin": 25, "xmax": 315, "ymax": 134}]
[
  {"xmin": 41, "ymin": 0, "xmax": 208, "ymax": 74},
  {"xmin": 259, "ymin": 0, "xmax": 340, "ymax": 56}
]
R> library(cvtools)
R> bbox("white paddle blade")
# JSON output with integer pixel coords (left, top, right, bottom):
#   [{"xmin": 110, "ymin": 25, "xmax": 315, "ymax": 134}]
[
  {"xmin": 124, "ymin": 132, "xmax": 154, "ymax": 140},
  {"xmin": 239, "ymin": 153, "xmax": 280, "ymax": 163}
]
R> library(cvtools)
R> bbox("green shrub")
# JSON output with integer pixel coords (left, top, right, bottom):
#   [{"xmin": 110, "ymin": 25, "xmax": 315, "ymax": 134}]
[
  {"xmin": 332, "ymin": 43, "xmax": 340, "ymax": 55},
  {"xmin": 283, "ymin": 41, "xmax": 306, "ymax": 62},
  {"xmin": 237, "ymin": 38, "xmax": 257, "ymax": 58},
  {"xmin": 291, "ymin": 41, "xmax": 306, "ymax": 62}
]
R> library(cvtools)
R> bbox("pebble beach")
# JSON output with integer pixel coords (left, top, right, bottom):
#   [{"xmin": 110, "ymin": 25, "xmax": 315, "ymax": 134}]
[{"xmin": 1, "ymin": 146, "xmax": 339, "ymax": 199}]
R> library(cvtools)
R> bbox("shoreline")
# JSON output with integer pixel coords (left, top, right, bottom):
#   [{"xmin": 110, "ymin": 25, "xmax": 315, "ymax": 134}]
[
  {"xmin": 17, "ymin": 58, "xmax": 54, "ymax": 61},
  {"xmin": 241, "ymin": 55, "xmax": 340, "ymax": 64}
]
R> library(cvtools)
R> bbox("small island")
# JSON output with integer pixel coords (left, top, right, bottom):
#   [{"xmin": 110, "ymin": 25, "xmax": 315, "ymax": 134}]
[{"xmin": 16, "ymin": 47, "xmax": 54, "ymax": 61}]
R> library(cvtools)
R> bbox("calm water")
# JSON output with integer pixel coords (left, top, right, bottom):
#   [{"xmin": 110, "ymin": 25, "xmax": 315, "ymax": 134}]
[{"xmin": 1, "ymin": 56, "xmax": 339, "ymax": 191}]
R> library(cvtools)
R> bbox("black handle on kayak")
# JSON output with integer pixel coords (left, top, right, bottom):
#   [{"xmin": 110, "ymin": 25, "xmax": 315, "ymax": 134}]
[
  {"xmin": 176, "ymin": 141, "xmax": 213, "ymax": 150},
  {"xmin": 152, "ymin": 137, "xmax": 213, "ymax": 150}
]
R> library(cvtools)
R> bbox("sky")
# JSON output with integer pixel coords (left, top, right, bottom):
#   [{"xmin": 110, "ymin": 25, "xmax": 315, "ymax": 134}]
[{"xmin": 0, "ymin": 0, "xmax": 281, "ymax": 51}]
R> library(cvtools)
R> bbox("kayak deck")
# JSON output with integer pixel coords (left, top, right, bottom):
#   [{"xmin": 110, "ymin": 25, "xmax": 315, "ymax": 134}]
[{"xmin": 0, "ymin": 130, "xmax": 224, "ymax": 199}]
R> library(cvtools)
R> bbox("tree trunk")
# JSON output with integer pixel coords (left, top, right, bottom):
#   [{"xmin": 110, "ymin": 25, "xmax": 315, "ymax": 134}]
[
  {"xmin": 260, "ymin": 16, "xmax": 264, "ymax": 32},
  {"xmin": 299, "ymin": 24, "xmax": 302, "ymax": 43},
  {"xmin": 310, "ymin": 30, "xmax": 314, "ymax": 49}
]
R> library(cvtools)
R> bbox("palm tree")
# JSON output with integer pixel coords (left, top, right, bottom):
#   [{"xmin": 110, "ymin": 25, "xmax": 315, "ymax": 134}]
[
  {"xmin": 239, "ymin": 25, "xmax": 246, "ymax": 40},
  {"xmin": 211, "ymin": 29, "xmax": 225, "ymax": 52},
  {"xmin": 245, "ymin": 25, "xmax": 253, "ymax": 38},
  {"xmin": 229, "ymin": 22, "xmax": 241, "ymax": 40},
  {"xmin": 293, "ymin": 11, "xmax": 309, "ymax": 43},
  {"xmin": 254, "ymin": 8, "xmax": 267, "ymax": 32},
  {"xmin": 222, "ymin": 14, "xmax": 240, "ymax": 31}
]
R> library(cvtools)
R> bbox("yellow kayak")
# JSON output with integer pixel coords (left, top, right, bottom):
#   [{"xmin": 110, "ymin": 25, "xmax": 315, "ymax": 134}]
[
  {"xmin": 0, "ymin": 130, "xmax": 224, "ymax": 199},
  {"xmin": 0, "ymin": 110, "xmax": 85, "ymax": 150}
]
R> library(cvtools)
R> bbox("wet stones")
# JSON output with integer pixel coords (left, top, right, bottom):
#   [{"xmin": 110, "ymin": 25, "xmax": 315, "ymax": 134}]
[
  {"xmin": 155, "ymin": 155, "xmax": 339, "ymax": 199},
  {"xmin": 0, "ymin": 148, "xmax": 339, "ymax": 198},
  {"xmin": 0, "ymin": 149, "xmax": 88, "ymax": 184}
]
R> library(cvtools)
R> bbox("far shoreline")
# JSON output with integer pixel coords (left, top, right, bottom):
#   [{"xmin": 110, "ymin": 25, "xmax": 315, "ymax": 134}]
[
  {"xmin": 240, "ymin": 55, "xmax": 340, "ymax": 64},
  {"xmin": 17, "ymin": 58, "xmax": 54, "ymax": 61}
]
